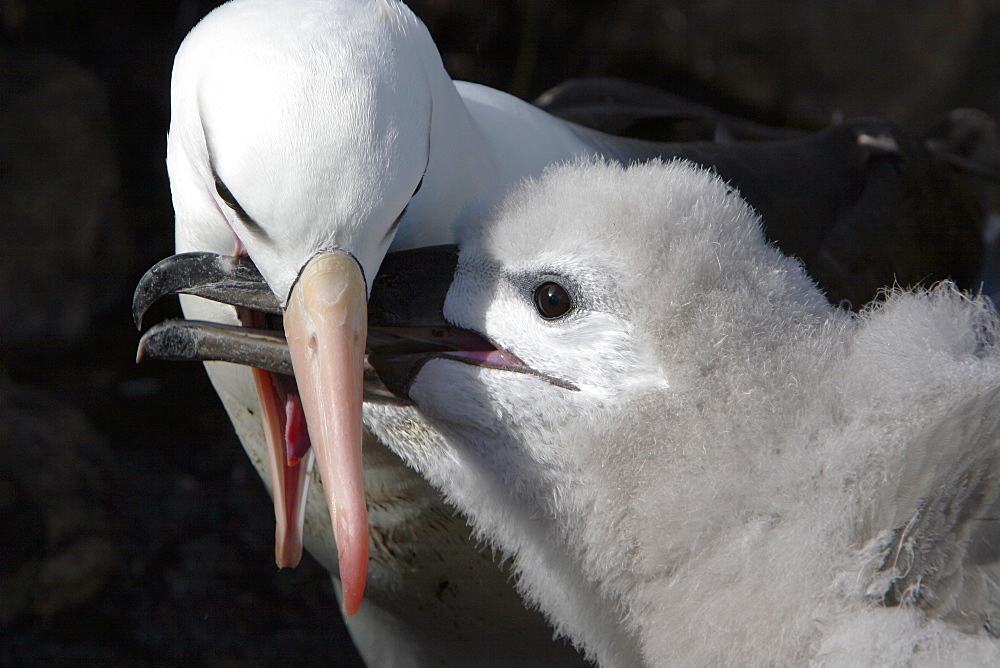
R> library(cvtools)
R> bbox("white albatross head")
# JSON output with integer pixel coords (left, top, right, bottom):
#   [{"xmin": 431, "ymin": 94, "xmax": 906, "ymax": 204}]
[
  {"xmin": 169, "ymin": 0, "xmax": 434, "ymax": 297},
  {"xmin": 165, "ymin": 0, "xmax": 464, "ymax": 616}
]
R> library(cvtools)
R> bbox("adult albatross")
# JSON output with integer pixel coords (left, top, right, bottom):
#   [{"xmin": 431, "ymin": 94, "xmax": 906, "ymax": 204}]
[{"xmin": 134, "ymin": 0, "xmax": 989, "ymax": 662}]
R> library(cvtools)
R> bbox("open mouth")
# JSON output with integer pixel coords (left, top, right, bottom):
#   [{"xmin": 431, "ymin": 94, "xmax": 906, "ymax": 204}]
[
  {"xmin": 132, "ymin": 246, "xmax": 575, "ymax": 606},
  {"xmin": 132, "ymin": 247, "xmax": 572, "ymax": 403}
]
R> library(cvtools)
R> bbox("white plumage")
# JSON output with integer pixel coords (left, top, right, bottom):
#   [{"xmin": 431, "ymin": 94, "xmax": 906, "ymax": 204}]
[
  {"xmin": 367, "ymin": 159, "xmax": 1000, "ymax": 665},
  {"xmin": 153, "ymin": 0, "xmax": 992, "ymax": 662},
  {"xmin": 166, "ymin": 0, "xmax": 592, "ymax": 660},
  {"xmin": 170, "ymin": 0, "xmax": 595, "ymax": 301}
]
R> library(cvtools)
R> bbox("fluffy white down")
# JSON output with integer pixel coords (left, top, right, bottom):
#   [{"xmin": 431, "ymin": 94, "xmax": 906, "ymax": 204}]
[{"xmin": 369, "ymin": 159, "xmax": 1000, "ymax": 666}]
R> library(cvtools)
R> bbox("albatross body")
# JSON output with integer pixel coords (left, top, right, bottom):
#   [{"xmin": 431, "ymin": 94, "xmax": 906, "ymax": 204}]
[
  {"xmin": 365, "ymin": 159, "xmax": 1000, "ymax": 665},
  {"xmin": 165, "ymin": 1, "xmax": 590, "ymax": 659},
  {"xmin": 138, "ymin": 0, "xmax": 988, "ymax": 662},
  {"xmin": 161, "ymin": 0, "xmax": 597, "ymax": 660}
]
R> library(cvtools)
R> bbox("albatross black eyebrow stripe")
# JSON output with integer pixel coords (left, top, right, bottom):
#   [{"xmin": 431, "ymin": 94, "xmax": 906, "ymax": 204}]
[
  {"xmin": 203, "ymin": 127, "xmax": 271, "ymax": 241},
  {"xmin": 210, "ymin": 167, "xmax": 271, "ymax": 241}
]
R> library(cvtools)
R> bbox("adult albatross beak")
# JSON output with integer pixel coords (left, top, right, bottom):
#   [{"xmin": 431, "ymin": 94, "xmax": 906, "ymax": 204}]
[
  {"xmin": 283, "ymin": 250, "xmax": 369, "ymax": 617},
  {"xmin": 133, "ymin": 246, "xmax": 464, "ymax": 616}
]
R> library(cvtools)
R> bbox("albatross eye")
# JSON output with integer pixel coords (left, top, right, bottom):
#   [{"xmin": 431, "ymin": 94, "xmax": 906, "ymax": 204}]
[{"xmin": 533, "ymin": 281, "xmax": 572, "ymax": 320}]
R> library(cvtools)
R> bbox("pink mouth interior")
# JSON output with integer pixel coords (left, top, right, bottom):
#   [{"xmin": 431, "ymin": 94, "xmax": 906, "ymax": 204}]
[
  {"xmin": 370, "ymin": 326, "xmax": 526, "ymax": 370},
  {"xmin": 229, "ymin": 226, "xmax": 531, "ymax": 601},
  {"xmin": 280, "ymin": 383, "xmax": 311, "ymax": 466},
  {"xmin": 446, "ymin": 348, "xmax": 524, "ymax": 367},
  {"xmin": 232, "ymin": 237, "xmax": 311, "ymax": 469},
  {"xmin": 243, "ymin": 308, "xmax": 312, "ymax": 468},
  {"xmin": 271, "ymin": 327, "xmax": 520, "ymax": 469}
]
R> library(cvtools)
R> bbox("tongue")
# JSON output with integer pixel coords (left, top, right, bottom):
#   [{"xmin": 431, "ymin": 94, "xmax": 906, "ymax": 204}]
[
  {"xmin": 283, "ymin": 390, "xmax": 311, "ymax": 466},
  {"xmin": 251, "ymin": 367, "xmax": 313, "ymax": 569}
]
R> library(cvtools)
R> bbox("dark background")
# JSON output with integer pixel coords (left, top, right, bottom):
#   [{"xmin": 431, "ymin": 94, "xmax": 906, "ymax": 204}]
[{"xmin": 2, "ymin": 1, "xmax": 998, "ymax": 665}]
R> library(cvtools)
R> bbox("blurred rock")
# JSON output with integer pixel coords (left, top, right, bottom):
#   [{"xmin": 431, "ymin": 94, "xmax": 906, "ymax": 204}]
[
  {"xmin": 0, "ymin": 49, "xmax": 130, "ymax": 346},
  {"xmin": 0, "ymin": 372, "xmax": 363, "ymax": 665},
  {"xmin": 409, "ymin": 0, "xmax": 998, "ymax": 129},
  {"xmin": 578, "ymin": 1, "xmax": 998, "ymax": 128},
  {"xmin": 0, "ymin": 380, "xmax": 119, "ymax": 627}
]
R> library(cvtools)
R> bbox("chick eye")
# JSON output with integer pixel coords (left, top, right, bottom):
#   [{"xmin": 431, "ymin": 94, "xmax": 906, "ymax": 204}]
[{"xmin": 533, "ymin": 281, "xmax": 572, "ymax": 320}]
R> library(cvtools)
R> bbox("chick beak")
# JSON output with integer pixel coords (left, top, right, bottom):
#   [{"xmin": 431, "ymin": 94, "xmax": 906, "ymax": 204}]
[{"xmin": 283, "ymin": 250, "xmax": 369, "ymax": 617}]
